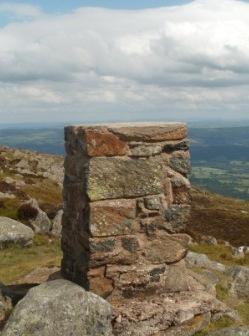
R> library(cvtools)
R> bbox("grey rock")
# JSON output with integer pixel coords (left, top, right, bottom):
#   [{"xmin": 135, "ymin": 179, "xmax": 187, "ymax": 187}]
[
  {"xmin": 1, "ymin": 279, "xmax": 113, "ymax": 336},
  {"xmin": 144, "ymin": 196, "xmax": 161, "ymax": 210},
  {"xmin": 200, "ymin": 235, "xmax": 218, "ymax": 246},
  {"xmin": 226, "ymin": 265, "xmax": 249, "ymax": 302},
  {"xmin": 87, "ymin": 156, "xmax": 164, "ymax": 201},
  {"xmin": 51, "ymin": 209, "xmax": 63, "ymax": 237},
  {"xmin": 186, "ymin": 251, "xmax": 226, "ymax": 272},
  {"xmin": 169, "ymin": 152, "xmax": 191, "ymax": 174},
  {"xmin": 232, "ymin": 246, "xmax": 249, "ymax": 257},
  {"xmin": 25, "ymin": 199, "xmax": 51, "ymax": 234},
  {"xmin": 90, "ymin": 238, "xmax": 116, "ymax": 252},
  {"xmin": 121, "ymin": 236, "xmax": 139, "ymax": 253},
  {"xmin": 128, "ymin": 143, "xmax": 162, "ymax": 157},
  {"xmin": 209, "ymin": 326, "xmax": 249, "ymax": 336},
  {"xmin": 145, "ymin": 233, "xmax": 188, "ymax": 264},
  {"xmin": 0, "ymin": 217, "xmax": 34, "ymax": 247},
  {"xmin": 188, "ymin": 270, "xmax": 216, "ymax": 296},
  {"xmin": 164, "ymin": 205, "xmax": 190, "ymax": 233}
]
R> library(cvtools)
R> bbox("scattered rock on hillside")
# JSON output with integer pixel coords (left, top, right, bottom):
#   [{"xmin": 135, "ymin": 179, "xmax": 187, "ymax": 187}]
[
  {"xmin": 209, "ymin": 326, "xmax": 249, "ymax": 336},
  {"xmin": 1, "ymin": 279, "xmax": 113, "ymax": 336},
  {"xmin": 200, "ymin": 235, "xmax": 218, "ymax": 246},
  {"xmin": 186, "ymin": 251, "xmax": 226, "ymax": 272},
  {"xmin": 50, "ymin": 209, "xmax": 63, "ymax": 237},
  {"xmin": 226, "ymin": 265, "xmax": 249, "ymax": 302},
  {"xmin": 0, "ymin": 217, "xmax": 34, "ymax": 247},
  {"xmin": 23, "ymin": 199, "xmax": 51, "ymax": 234}
]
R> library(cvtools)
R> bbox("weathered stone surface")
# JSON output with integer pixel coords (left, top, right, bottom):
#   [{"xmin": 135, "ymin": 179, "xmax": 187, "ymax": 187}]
[
  {"xmin": 112, "ymin": 286, "xmax": 233, "ymax": 336},
  {"xmin": 171, "ymin": 173, "xmax": 191, "ymax": 204},
  {"xmin": 63, "ymin": 182, "xmax": 86, "ymax": 214},
  {"xmin": 121, "ymin": 236, "xmax": 139, "ymax": 253},
  {"xmin": 89, "ymin": 199, "xmax": 136, "ymax": 236},
  {"xmin": 161, "ymin": 312, "xmax": 211, "ymax": 336},
  {"xmin": 169, "ymin": 152, "xmax": 191, "ymax": 175},
  {"xmin": 62, "ymin": 122, "xmax": 192, "ymax": 321},
  {"xmin": 188, "ymin": 270, "xmax": 216, "ymax": 296},
  {"xmin": 89, "ymin": 238, "xmax": 116, "ymax": 252},
  {"xmin": 51, "ymin": 209, "xmax": 63, "ymax": 237},
  {"xmin": 85, "ymin": 128, "xmax": 128, "ymax": 157},
  {"xmin": 24, "ymin": 198, "xmax": 51, "ymax": 234},
  {"xmin": 89, "ymin": 249, "xmax": 138, "ymax": 267},
  {"xmin": 164, "ymin": 260, "xmax": 189, "ymax": 292},
  {"xmin": 144, "ymin": 196, "xmax": 162, "ymax": 210},
  {"xmin": 139, "ymin": 216, "xmax": 165, "ymax": 235},
  {"xmin": 164, "ymin": 205, "xmax": 191, "ymax": 233},
  {"xmin": 162, "ymin": 140, "xmax": 189, "ymax": 152},
  {"xmin": 107, "ymin": 122, "xmax": 187, "ymax": 142},
  {"xmin": 186, "ymin": 251, "xmax": 226, "ymax": 272},
  {"xmin": 144, "ymin": 233, "xmax": 188, "ymax": 264},
  {"xmin": 106, "ymin": 264, "xmax": 168, "ymax": 299},
  {"xmin": 0, "ymin": 216, "xmax": 34, "ymax": 247},
  {"xmin": 1, "ymin": 280, "xmax": 113, "ymax": 336},
  {"xmin": 226, "ymin": 265, "xmax": 249, "ymax": 302},
  {"xmin": 87, "ymin": 156, "xmax": 163, "ymax": 200},
  {"xmin": 128, "ymin": 143, "xmax": 162, "ymax": 157},
  {"xmin": 89, "ymin": 276, "xmax": 114, "ymax": 298}
]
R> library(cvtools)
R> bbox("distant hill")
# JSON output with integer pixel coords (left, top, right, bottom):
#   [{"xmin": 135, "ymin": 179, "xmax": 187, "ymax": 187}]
[{"xmin": 0, "ymin": 128, "xmax": 65, "ymax": 155}]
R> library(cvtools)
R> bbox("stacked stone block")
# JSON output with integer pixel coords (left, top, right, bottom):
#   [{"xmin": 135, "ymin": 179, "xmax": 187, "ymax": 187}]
[{"xmin": 61, "ymin": 122, "xmax": 191, "ymax": 301}]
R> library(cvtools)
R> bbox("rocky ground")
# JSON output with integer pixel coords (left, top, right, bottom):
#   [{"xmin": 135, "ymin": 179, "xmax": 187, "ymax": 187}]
[
  {"xmin": 0, "ymin": 145, "xmax": 63, "ymax": 240},
  {"xmin": 0, "ymin": 146, "xmax": 249, "ymax": 335}
]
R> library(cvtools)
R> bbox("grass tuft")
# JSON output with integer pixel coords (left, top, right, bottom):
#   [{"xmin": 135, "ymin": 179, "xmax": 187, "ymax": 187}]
[
  {"xmin": 0, "ymin": 236, "xmax": 62, "ymax": 284},
  {"xmin": 194, "ymin": 316, "xmax": 235, "ymax": 335}
]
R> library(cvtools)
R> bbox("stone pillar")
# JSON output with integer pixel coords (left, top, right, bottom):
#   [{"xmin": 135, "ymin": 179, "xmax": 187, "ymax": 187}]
[{"xmin": 61, "ymin": 122, "xmax": 191, "ymax": 300}]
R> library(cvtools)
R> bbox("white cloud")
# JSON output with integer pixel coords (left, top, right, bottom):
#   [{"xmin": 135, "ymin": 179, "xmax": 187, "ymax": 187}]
[
  {"xmin": 0, "ymin": 2, "xmax": 43, "ymax": 20},
  {"xmin": 0, "ymin": 0, "xmax": 249, "ymax": 123}
]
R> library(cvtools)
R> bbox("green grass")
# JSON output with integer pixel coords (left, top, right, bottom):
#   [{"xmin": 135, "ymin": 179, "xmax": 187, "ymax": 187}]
[
  {"xmin": 236, "ymin": 303, "xmax": 249, "ymax": 324},
  {"xmin": 0, "ymin": 236, "xmax": 62, "ymax": 284},
  {"xmin": 0, "ymin": 198, "xmax": 21, "ymax": 220},
  {"xmin": 189, "ymin": 244, "xmax": 249, "ymax": 268},
  {"xmin": 22, "ymin": 179, "xmax": 62, "ymax": 205},
  {"xmin": 193, "ymin": 317, "xmax": 235, "ymax": 335}
]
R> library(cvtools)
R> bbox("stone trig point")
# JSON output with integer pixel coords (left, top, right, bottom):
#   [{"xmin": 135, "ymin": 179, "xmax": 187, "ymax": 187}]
[{"xmin": 61, "ymin": 122, "xmax": 226, "ymax": 335}]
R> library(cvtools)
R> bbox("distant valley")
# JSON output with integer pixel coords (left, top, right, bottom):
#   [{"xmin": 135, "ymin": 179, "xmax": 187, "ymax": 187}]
[{"xmin": 190, "ymin": 126, "xmax": 249, "ymax": 200}]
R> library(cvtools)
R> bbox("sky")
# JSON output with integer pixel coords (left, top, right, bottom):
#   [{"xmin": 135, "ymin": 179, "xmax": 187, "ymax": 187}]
[{"xmin": 1, "ymin": 0, "xmax": 249, "ymax": 124}]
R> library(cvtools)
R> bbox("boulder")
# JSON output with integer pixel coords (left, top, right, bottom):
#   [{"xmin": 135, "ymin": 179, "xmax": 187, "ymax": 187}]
[
  {"xmin": 209, "ymin": 326, "xmax": 249, "ymax": 336},
  {"xmin": 0, "ymin": 217, "xmax": 34, "ymax": 247},
  {"xmin": 1, "ymin": 279, "xmax": 113, "ymax": 336},
  {"xmin": 24, "ymin": 199, "xmax": 51, "ymax": 234},
  {"xmin": 50, "ymin": 209, "xmax": 63, "ymax": 237},
  {"xmin": 185, "ymin": 251, "xmax": 226, "ymax": 272},
  {"xmin": 226, "ymin": 265, "xmax": 249, "ymax": 302}
]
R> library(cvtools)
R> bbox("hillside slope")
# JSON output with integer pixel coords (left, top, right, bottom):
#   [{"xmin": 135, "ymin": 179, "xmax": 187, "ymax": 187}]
[
  {"xmin": 188, "ymin": 186, "xmax": 249, "ymax": 246},
  {"xmin": 0, "ymin": 146, "xmax": 63, "ymax": 220}
]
